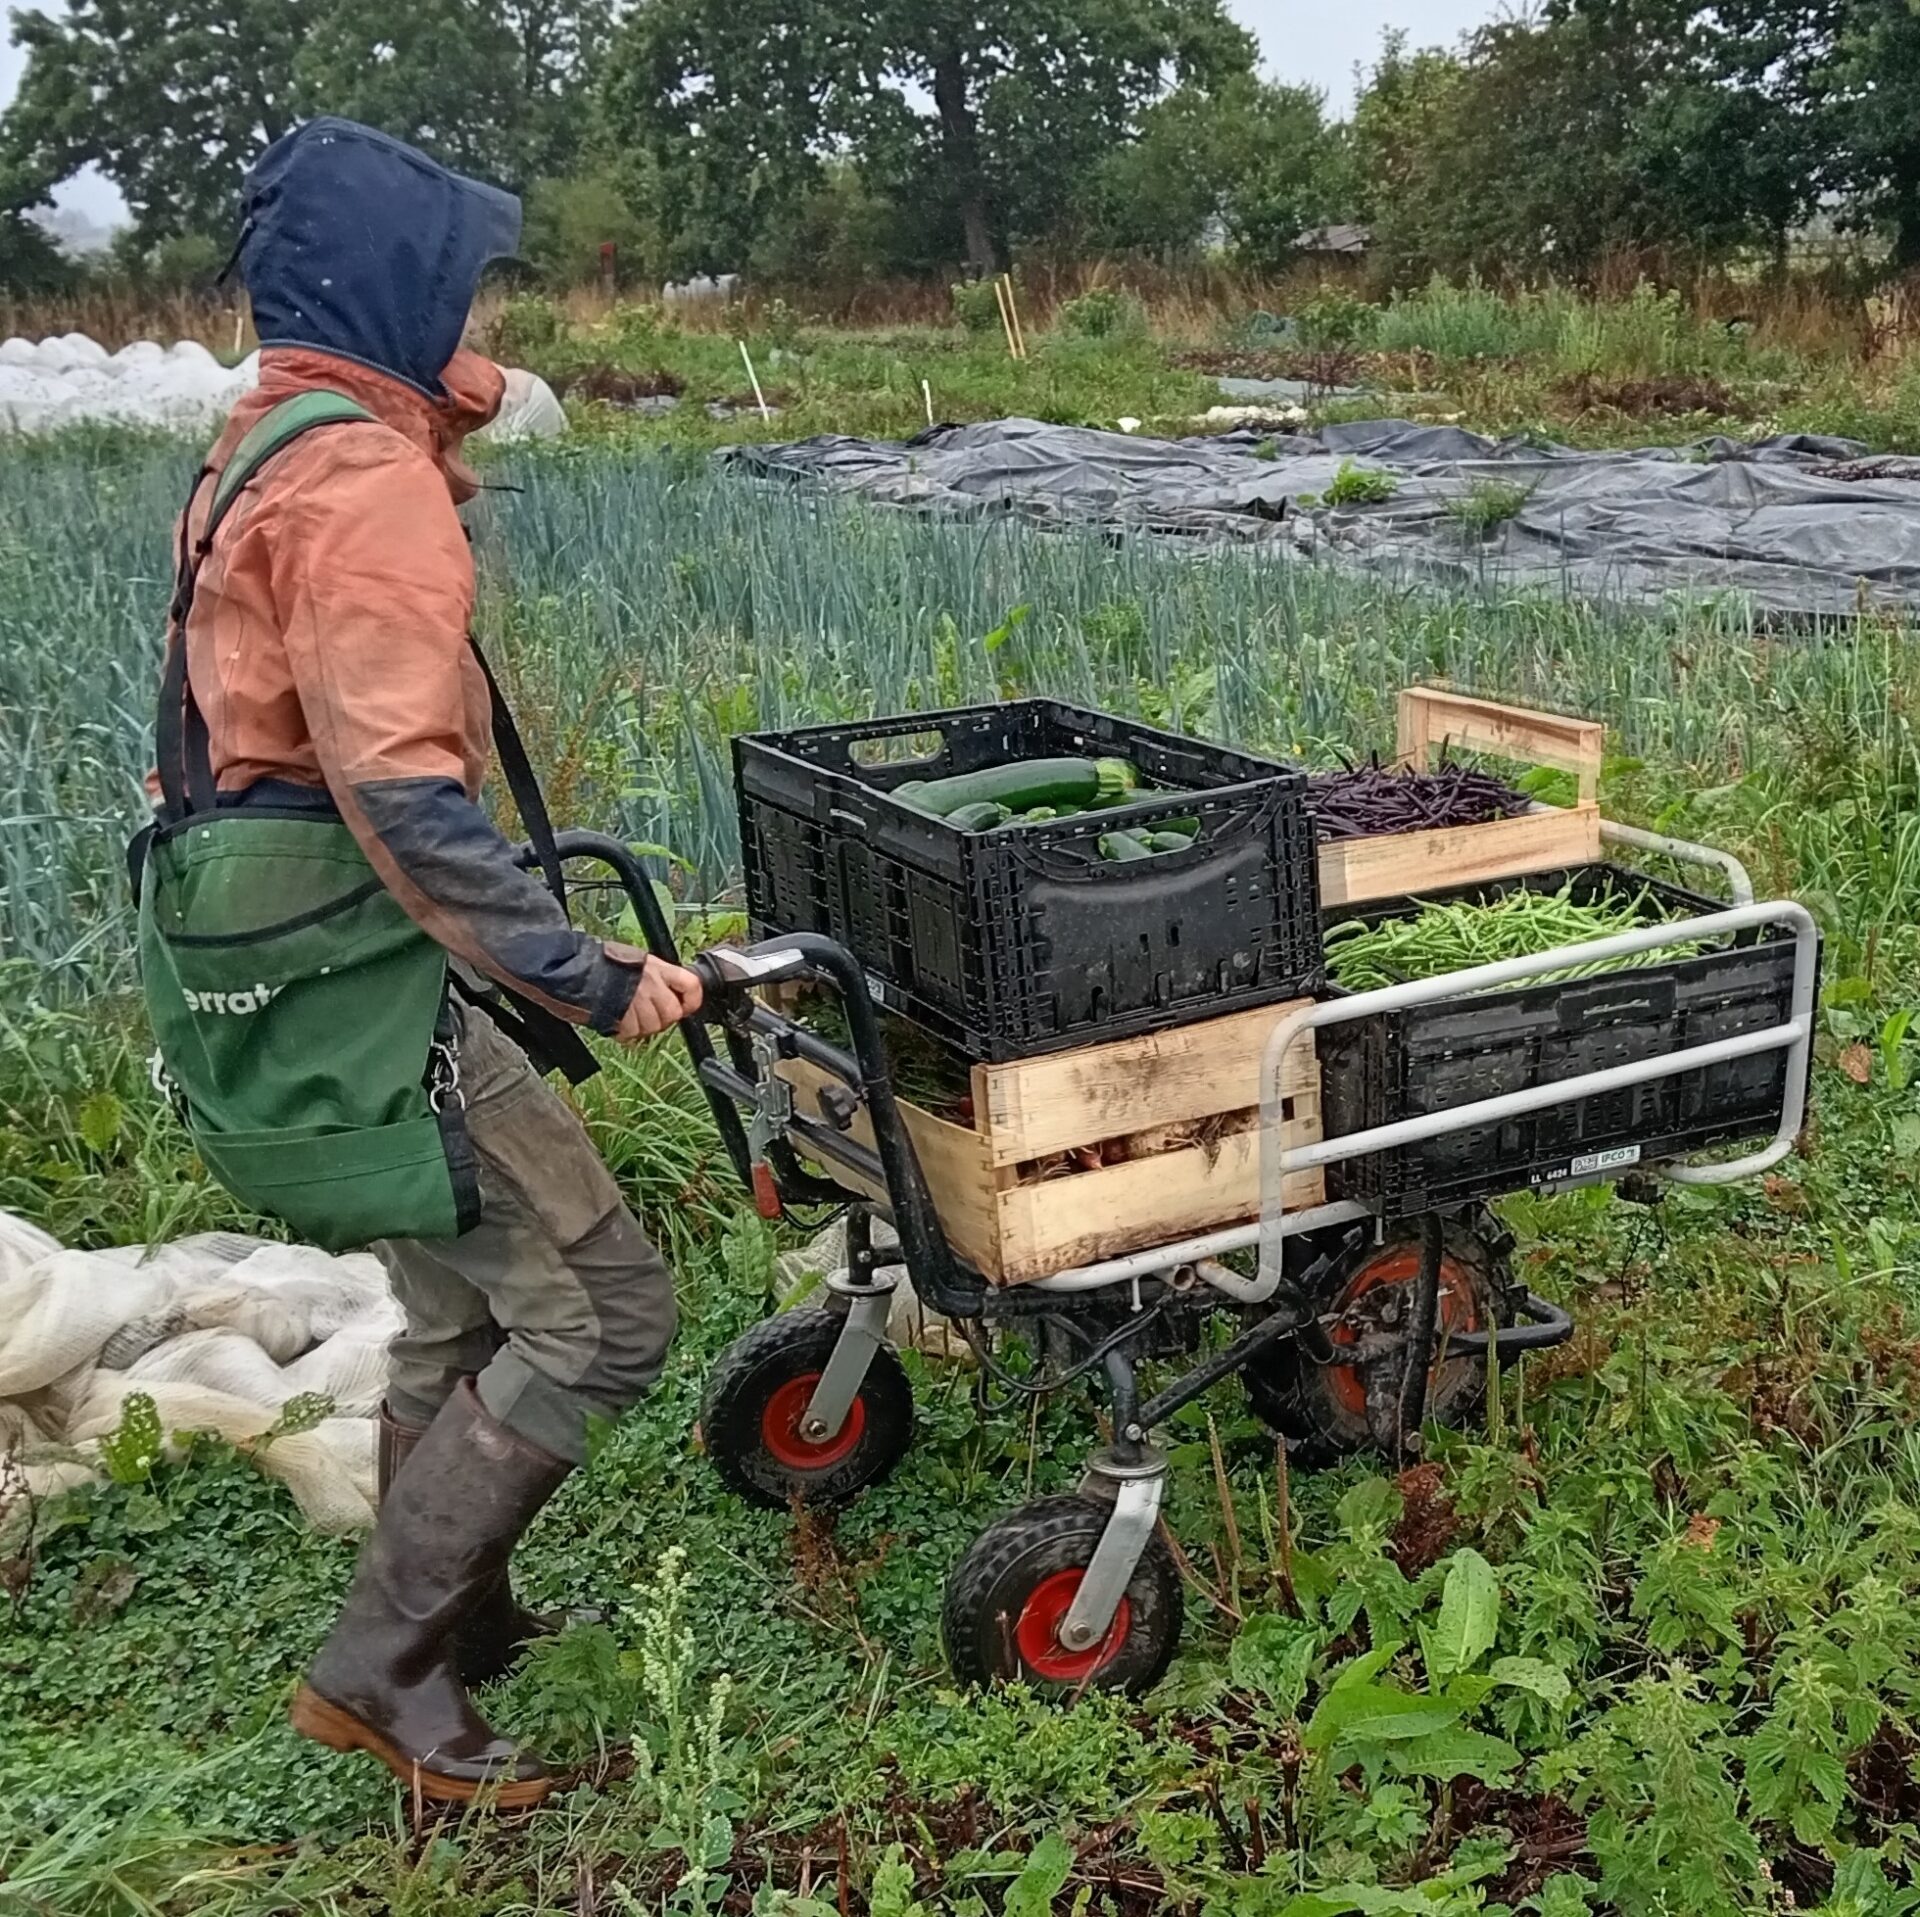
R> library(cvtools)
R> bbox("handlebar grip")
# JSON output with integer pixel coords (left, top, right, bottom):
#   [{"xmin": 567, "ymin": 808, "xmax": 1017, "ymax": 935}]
[{"xmin": 691, "ymin": 943, "xmax": 818, "ymax": 1004}]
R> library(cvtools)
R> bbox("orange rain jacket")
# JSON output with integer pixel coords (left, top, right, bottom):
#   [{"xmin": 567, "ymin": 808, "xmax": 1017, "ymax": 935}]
[{"xmin": 157, "ymin": 342, "xmax": 641, "ymax": 1034}]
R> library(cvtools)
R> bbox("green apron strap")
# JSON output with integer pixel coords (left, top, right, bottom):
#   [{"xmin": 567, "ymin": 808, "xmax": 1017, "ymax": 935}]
[{"xmin": 156, "ymin": 391, "xmax": 379, "ymax": 824}]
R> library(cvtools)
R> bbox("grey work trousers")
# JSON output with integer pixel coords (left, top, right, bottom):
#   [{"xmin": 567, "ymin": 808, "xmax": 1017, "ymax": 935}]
[{"xmin": 374, "ymin": 1004, "xmax": 678, "ymax": 1463}]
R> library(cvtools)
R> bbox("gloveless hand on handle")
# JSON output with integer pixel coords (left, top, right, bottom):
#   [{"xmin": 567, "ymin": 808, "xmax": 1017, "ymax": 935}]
[{"xmin": 604, "ymin": 942, "xmax": 704, "ymax": 1041}]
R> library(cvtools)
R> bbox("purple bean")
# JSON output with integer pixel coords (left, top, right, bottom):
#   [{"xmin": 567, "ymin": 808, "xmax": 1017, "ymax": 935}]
[{"xmin": 1305, "ymin": 763, "xmax": 1532, "ymax": 842}]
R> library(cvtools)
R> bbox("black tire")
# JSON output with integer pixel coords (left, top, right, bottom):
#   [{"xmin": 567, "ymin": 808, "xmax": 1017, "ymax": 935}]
[
  {"xmin": 942, "ymin": 1495, "xmax": 1184, "ymax": 1696},
  {"xmin": 700, "ymin": 1306, "xmax": 914, "ymax": 1509},
  {"xmin": 1243, "ymin": 1213, "xmax": 1514, "ymax": 1465}
]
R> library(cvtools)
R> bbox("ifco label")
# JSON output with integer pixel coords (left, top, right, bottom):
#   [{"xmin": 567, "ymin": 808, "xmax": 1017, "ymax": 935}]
[{"xmin": 1570, "ymin": 1144, "xmax": 1642, "ymax": 1178}]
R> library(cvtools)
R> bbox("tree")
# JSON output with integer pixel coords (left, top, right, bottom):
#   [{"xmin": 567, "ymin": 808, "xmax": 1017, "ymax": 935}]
[
  {"xmin": 600, "ymin": 0, "xmax": 1257, "ymax": 276},
  {"xmin": 599, "ymin": 5, "xmax": 845, "ymax": 276},
  {"xmin": 292, "ymin": 0, "xmax": 612, "ymax": 188},
  {"xmin": 521, "ymin": 155, "xmax": 665, "ymax": 284},
  {"xmin": 1350, "ymin": 9, "xmax": 1826, "ymax": 283},
  {"xmin": 1823, "ymin": 0, "xmax": 1920, "ymax": 267},
  {"xmin": 0, "ymin": 209, "xmax": 76, "ymax": 295},
  {"xmin": 1082, "ymin": 75, "xmax": 1345, "ymax": 265},
  {"xmin": 1560, "ymin": 0, "xmax": 1830, "ymax": 267},
  {"xmin": 0, "ymin": 0, "xmax": 310, "ymax": 244}
]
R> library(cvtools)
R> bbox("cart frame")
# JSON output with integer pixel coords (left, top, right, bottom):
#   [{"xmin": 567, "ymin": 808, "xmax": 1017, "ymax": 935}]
[{"xmin": 532, "ymin": 824, "xmax": 1817, "ymax": 1675}]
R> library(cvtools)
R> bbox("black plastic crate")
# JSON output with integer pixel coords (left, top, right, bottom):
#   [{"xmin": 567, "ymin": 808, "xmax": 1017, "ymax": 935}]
[
  {"xmin": 736, "ymin": 698, "xmax": 1323, "ymax": 1061},
  {"xmin": 1316, "ymin": 864, "xmax": 1814, "ymax": 1215}
]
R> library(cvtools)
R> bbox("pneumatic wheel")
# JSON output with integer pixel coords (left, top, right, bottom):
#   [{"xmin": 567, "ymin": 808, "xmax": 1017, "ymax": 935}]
[
  {"xmin": 942, "ymin": 1495, "xmax": 1184, "ymax": 1696},
  {"xmin": 700, "ymin": 1306, "xmax": 914, "ymax": 1509},
  {"xmin": 1243, "ymin": 1212, "xmax": 1514, "ymax": 1465}
]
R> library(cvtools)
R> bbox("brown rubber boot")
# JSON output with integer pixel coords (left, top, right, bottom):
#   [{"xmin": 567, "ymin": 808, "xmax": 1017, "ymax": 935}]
[
  {"xmin": 291, "ymin": 1380, "xmax": 571, "ymax": 1807},
  {"xmin": 378, "ymin": 1402, "xmax": 563, "ymax": 1686}
]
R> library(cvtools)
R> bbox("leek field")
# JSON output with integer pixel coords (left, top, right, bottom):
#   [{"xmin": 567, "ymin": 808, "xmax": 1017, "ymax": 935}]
[{"xmin": 7, "ymin": 352, "xmax": 1920, "ymax": 1915}]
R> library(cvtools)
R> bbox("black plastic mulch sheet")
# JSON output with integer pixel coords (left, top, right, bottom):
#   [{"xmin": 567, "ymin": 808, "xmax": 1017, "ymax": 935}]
[{"xmin": 723, "ymin": 415, "xmax": 1917, "ymax": 617}]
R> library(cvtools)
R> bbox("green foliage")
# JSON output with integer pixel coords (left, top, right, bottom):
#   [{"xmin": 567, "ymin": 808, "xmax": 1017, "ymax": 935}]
[
  {"xmin": 951, "ymin": 278, "xmax": 1006, "ymax": 333},
  {"xmin": 891, "ymin": 1685, "xmax": 1176, "ymax": 1824},
  {"xmin": 1372, "ymin": 276, "xmax": 1576, "ymax": 362},
  {"xmin": 522, "ymin": 158, "xmax": 663, "ymax": 288},
  {"xmin": 0, "ymin": 969, "xmax": 263, "ymax": 1247},
  {"xmin": 16, "ymin": 404, "xmax": 1920, "ymax": 1912},
  {"xmin": 1081, "ymin": 72, "xmax": 1345, "ymax": 265},
  {"xmin": 489, "ymin": 288, "xmax": 568, "ymax": 363},
  {"xmin": 1296, "ymin": 288, "xmax": 1380, "ymax": 352},
  {"xmin": 290, "ymin": 0, "xmax": 609, "ymax": 188},
  {"xmin": 0, "ymin": 210, "xmax": 78, "ymax": 296},
  {"xmin": 0, "ymin": 0, "xmax": 309, "ymax": 243},
  {"xmin": 0, "ymin": 0, "xmax": 615, "ymax": 249},
  {"xmin": 1298, "ymin": 1550, "xmax": 1570, "ymax": 1795},
  {"xmin": 750, "ymin": 161, "xmax": 904, "ymax": 286},
  {"xmin": 1318, "ymin": 460, "xmax": 1399, "ymax": 507},
  {"xmin": 1055, "ymin": 287, "xmax": 1148, "ymax": 341},
  {"xmin": 1447, "ymin": 478, "xmax": 1535, "ymax": 537},
  {"xmin": 600, "ymin": 0, "xmax": 1258, "ymax": 275},
  {"xmin": 97, "ymin": 1393, "xmax": 162, "ymax": 1486},
  {"xmin": 1349, "ymin": 13, "xmax": 1819, "ymax": 282},
  {"xmin": 1555, "ymin": 1669, "xmax": 1760, "ymax": 1916}
]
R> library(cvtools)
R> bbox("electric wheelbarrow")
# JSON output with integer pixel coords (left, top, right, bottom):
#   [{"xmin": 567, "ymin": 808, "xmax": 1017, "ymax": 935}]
[{"xmin": 542, "ymin": 830, "xmax": 1820, "ymax": 1695}]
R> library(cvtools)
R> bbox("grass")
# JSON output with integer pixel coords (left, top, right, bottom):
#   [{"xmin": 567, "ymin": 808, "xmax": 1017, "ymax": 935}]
[{"xmin": 9, "ymin": 319, "xmax": 1920, "ymax": 1909}]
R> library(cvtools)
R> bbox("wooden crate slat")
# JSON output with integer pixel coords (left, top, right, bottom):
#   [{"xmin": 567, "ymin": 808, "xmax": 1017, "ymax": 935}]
[
  {"xmin": 1317, "ymin": 805, "xmax": 1603, "ymax": 907},
  {"xmin": 778, "ymin": 1049, "xmax": 1325, "ymax": 1287},
  {"xmin": 972, "ymin": 998, "xmax": 1318, "ymax": 1168},
  {"xmin": 1396, "ymin": 685, "xmax": 1605, "ymax": 806},
  {"xmin": 993, "ymin": 1125, "xmax": 1323, "ymax": 1285}
]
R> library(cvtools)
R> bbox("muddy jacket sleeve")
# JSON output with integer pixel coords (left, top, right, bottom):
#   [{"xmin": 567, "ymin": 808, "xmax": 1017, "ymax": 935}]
[{"xmin": 271, "ymin": 429, "xmax": 640, "ymax": 1033}]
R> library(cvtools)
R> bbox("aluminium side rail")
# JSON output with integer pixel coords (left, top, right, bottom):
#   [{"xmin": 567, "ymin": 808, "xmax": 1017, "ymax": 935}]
[
  {"xmin": 1028, "ymin": 898, "xmax": 1817, "ymax": 1298},
  {"xmin": 1598, "ymin": 817, "xmax": 1755, "ymax": 907}
]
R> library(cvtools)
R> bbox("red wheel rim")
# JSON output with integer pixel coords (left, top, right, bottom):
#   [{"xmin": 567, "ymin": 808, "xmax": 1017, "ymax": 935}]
[
  {"xmin": 1327, "ymin": 1249, "xmax": 1481, "ymax": 1417},
  {"xmin": 761, "ymin": 1373, "xmax": 867, "ymax": 1471},
  {"xmin": 1014, "ymin": 1568, "xmax": 1133, "ymax": 1682}
]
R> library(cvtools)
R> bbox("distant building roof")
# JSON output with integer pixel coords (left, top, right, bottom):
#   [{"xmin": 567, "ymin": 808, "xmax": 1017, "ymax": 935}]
[{"xmin": 1297, "ymin": 224, "xmax": 1370, "ymax": 256}]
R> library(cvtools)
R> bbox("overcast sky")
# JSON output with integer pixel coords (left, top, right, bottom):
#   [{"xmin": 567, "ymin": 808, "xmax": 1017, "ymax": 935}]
[{"xmin": 2, "ymin": 0, "xmax": 1503, "ymax": 227}]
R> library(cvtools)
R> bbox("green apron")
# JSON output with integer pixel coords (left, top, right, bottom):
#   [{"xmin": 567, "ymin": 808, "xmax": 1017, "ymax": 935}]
[{"xmin": 134, "ymin": 390, "xmax": 590, "ymax": 1252}]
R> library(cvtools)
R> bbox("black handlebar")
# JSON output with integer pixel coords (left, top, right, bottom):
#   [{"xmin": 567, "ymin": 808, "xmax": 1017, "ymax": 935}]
[{"xmin": 512, "ymin": 830, "xmax": 977, "ymax": 1314}]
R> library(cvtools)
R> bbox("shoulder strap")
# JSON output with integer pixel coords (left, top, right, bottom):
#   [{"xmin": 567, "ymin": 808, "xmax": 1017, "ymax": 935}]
[
  {"xmin": 157, "ymin": 392, "xmax": 379, "ymax": 824},
  {"xmin": 210, "ymin": 390, "xmax": 377, "ymax": 527}
]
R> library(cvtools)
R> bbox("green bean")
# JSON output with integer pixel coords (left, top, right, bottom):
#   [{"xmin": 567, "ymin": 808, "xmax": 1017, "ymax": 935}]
[{"xmin": 1325, "ymin": 882, "xmax": 1711, "ymax": 991}]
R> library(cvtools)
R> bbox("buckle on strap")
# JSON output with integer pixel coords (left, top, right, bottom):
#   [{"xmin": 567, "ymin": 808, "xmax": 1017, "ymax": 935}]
[{"xmin": 426, "ymin": 1034, "xmax": 465, "ymax": 1115}]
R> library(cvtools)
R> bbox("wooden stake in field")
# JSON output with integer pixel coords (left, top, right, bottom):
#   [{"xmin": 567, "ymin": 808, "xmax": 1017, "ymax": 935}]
[
  {"xmin": 1000, "ymin": 274, "xmax": 1029, "ymax": 359},
  {"xmin": 738, "ymin": 339, "xmax": 772, "ymax": 421},
  {"xmin": 922, "ymin": 378, "xmax": 935, "ymax": 426},
  {"xmin": 992, "ymin": 275, "xmax": 1021, "ymax": 360}
]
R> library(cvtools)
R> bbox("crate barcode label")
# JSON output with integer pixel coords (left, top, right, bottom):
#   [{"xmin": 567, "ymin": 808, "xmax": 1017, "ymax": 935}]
[
  {"xmin": 864, "ymin": 972, "xmax": 889, "ymax": 1006},
  {"xmin": 1570, "ymin": 1145, "xmax": 1641, "ymax": 1177}
]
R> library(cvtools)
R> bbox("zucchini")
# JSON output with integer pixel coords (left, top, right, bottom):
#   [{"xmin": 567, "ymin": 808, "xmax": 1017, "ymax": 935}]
[
  {"xmin": 947, "ymin": 800, "xmax": 1012, "ymax": 830},
  {"xmin": 1098, "ymin": 830, "xmax": 1155, "ymax": 862},
  {"xmin": 893, "ymin": 756, "xmax": 1137, "ymax": 819},
  {"xmin": 1144, "ymin": 829, "xmax": 1198, "ymax": 852}
]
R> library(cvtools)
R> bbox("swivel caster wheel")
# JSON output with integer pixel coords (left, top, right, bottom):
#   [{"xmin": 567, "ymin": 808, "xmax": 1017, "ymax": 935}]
[
  {"xmin": 942, "ymin": 1495, "xmax": 1183, "ymax": 1696},
  {"xmin": 701, "ymin": 1306, "xmax": 914, "ymax": 1508}
]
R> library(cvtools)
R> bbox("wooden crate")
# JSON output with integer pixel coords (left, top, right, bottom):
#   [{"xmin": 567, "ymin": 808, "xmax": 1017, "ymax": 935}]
[
  {"xmin": 1316, "ymin": 687, "xmax": 1605, "ymax": 907},
  {"xmin": 779, "ymin": 1001, "xmax": 1324, "ymax": 1285}
]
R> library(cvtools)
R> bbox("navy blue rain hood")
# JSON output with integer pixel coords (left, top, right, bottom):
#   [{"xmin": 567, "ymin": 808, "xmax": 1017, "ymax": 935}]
[{"xmin": 240, "ymin": 118, "xmax": 521, "ymax": 400}]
